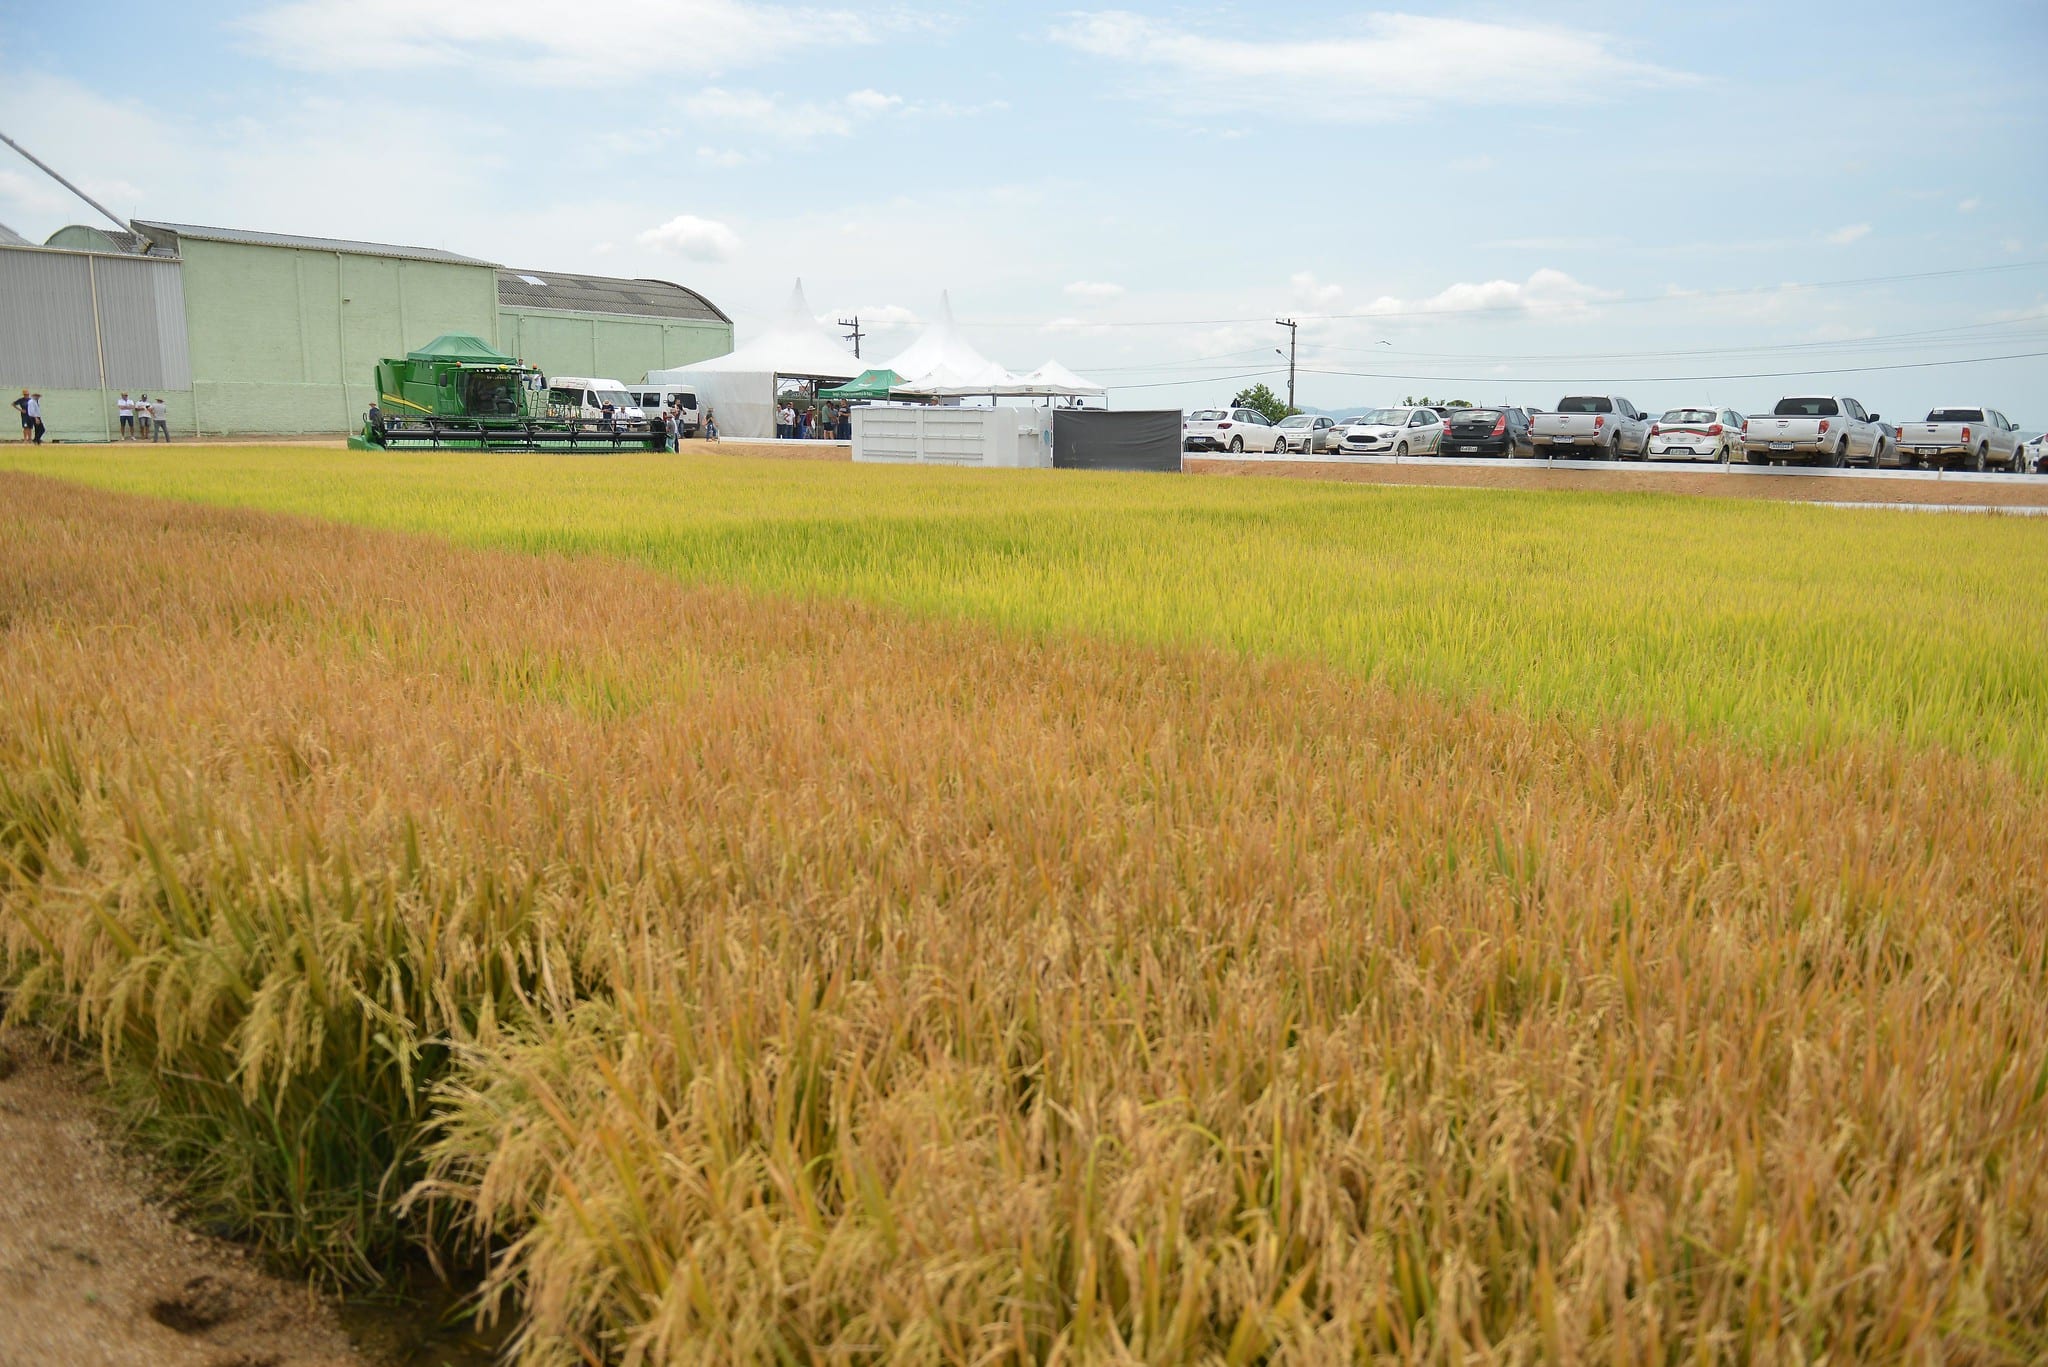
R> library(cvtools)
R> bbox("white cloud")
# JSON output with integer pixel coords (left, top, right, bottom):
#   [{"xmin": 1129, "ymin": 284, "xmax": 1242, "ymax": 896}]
[
  {"xmin": 637, "ymin": 214, "xmax": 741, "ymax": 261},
  {"xmin": 816, "ymin": 303, "xmax": 919, "ymax": 327},
  {"xmin": 845, "ymin": 89, "xmax": 904, "ymax": 115},
  {"xmin": 1824, "ymin": 223, "xmax": 1872, "ymax": 245},
  {"xmin": 1049, "ymin": 11, "xmax": 1694, "ymax": 120},
  {"xmin": 241, "ymin": 0, "xmax": 875, "ymax": 84},
  {"xmin": 683, "ymin": 88, "xmax": 858, "ymax": 140},
  {"xmin": 697, "ymin": 147, "xmax": 755, "ymax": 167},
  {"xmin": 1290, "ymin": 272, "xmax": 1344, "ymax": 307},
  {"xmin": 1064, "ymin": 280, "xmax": 1125, "ymax": 299},
  {"xmin": 1958, "ymin": 197, "xmax": 1981, "ymax": 213},
  {"xmin": 1357, "ymin": 268, "xmax": 1617, "ymax": 320}
]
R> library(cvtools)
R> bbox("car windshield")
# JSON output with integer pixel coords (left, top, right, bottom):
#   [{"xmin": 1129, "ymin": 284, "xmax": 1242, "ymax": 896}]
[
  {"xmin": 1556, "ymin": 396, "xmax": 1613, "ymax": 414},
  {"xmin": 1190, "ymin": 410, "xmax": 1225, "ymax": 421},
  {"xmin": 1354, "ymin": 409, "xmax": 1408, "ymax": 426},
  {"xmin": 1662, "ymin": 409, "xmax": 1715, "ymax": 424},
  {"xmin": 1773, "ymin": 397, "xmax": 1840, "ymax": 417},
  {"xmin": 1926, "ymin": 408, "xmax": 1984, "ymax": 423},
  {"xmin": 1278, "ymin": 415, "xmax": 1313, "ymax": 428},
  {"xmin": 595, "ymin": 387, "xmax": 633, "ymax": 407}
]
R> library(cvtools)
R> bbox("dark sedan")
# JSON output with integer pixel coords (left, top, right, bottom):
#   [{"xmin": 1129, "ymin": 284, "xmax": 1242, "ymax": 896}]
[{"xmin": 1439, "ymin": 406, "xmax": 1533, "ymax": 458}]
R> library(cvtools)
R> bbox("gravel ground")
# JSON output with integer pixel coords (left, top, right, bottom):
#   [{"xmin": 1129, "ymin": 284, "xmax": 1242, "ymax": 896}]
[{"xmin": 0, "ymin": 1032, "xmax": 365, "ymax": 1367}]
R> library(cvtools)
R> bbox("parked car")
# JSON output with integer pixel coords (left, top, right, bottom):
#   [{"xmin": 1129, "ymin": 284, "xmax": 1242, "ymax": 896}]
[
  {"xmin": 1646, "ymin": 406, "xmax": 1745, "ymax": 463},
  {"xmin": 1183, "ymin": 406, "xmax": 1285, "ymax": 453},
  {"xmin": 1530, "ymin": 396, "xmax": 1651, "ymax": 459},
  {"xmin": 2026, "ymin": 433, "xmax": 2048, "ymax": 473},
  {"xmin": 1895, "ymin": 406, "xmax": 2027, "ymax": 471},
  {"xmin": 1740, "ymin": 395, "xmax": 1888, "ymax": 467},
  {"xmin": 1440, "ymin": 406, "xmax": 1533, "ymax": 458},
  {"xmin": 1274, "ymin": 413, "xmax": 1342, "ymax": 454},
  {"xmin": 1336, "ymin": 407, "xmax": 1446, "ymax": 456}
]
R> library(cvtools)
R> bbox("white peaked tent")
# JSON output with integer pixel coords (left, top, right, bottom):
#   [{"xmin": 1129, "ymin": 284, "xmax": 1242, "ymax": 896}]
[
  {"xmin": 648, "ymin": 279, "xmax": 859, "ymax": 439},
  {"xmin": 883, "ymin": 293, "xmax": 1018, "ymax": 393},
  {"xmin": 1008, "ymin": 360, "xmax": 1107, "ymax": 398}
]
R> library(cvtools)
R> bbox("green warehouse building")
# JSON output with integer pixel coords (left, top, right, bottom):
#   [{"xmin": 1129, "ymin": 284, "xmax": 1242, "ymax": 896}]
[{"xmin": 2, "ymin": 220, "xmax": 732, "ymax": 441}]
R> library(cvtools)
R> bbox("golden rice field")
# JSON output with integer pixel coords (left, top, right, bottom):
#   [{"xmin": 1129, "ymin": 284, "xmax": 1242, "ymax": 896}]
[
  {"xmin": 2, "ymin": 453, "xmax": 2046, "ymax": 1364},
  {"xmin": 4, "ymin": 444, "xmax": 2046, "ymax": 782}
]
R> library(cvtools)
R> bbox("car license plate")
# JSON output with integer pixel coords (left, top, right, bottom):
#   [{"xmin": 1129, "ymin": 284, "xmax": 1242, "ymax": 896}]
[
  {"xmin": 1459, "ymin": 445, "xmax": 1477, "ymax": 453},
  {"xmin": 1770, "ymin": 442, "xmax": 1795, "ymax": 451},
  {"xmin": 1549, "ymin": 436, "xmax": 1572, "ymax": 444},
  {"xmin": 1916, "ymin": 446, "xmax": 1940, "ymax": 455}
]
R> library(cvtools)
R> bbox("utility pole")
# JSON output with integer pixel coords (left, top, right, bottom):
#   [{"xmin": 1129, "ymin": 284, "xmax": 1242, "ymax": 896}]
[
  {"xmin": 1274, "ymin": 317, "xmax": 1297, "ymax": 412},
  {"xmin": 838, "ymin": 316, "xmax": 865, "ymax": 359}
]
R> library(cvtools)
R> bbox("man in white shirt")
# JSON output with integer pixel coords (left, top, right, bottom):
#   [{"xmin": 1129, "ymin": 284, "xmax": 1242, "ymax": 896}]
[{"xmin": 117, "ymin": 392, "xmax": 136, "ymax": 439}]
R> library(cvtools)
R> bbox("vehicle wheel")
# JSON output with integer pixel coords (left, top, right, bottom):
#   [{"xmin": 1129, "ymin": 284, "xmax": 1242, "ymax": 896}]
[
  {"xmin": 1228, "ymin": 436, "xmax": 1244, "ymax": 453},
  {"xmin": 1395, "ymin": 442, "xmax": 1408, "ymax": 457},
  {"xmin": 1718, "ymin": 441, "xmax": 1731, "ymax": 465},
  {"xmin": 1971, "ymin": 445, "xmax": 1987, "ymax": 472},
  {"xmin": 1828, "ymin": 442, "xmax": 1846, "ymax": 468},
  {"xmin": 1606, "ymin": 438, "xmax": 1619, "ymax": 461}
]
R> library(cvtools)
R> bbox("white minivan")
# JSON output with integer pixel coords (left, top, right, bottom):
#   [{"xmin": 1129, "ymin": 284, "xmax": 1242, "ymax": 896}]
[
  {"xmin": 631, "ymin": 383, "xmax": 701, "ymax": 437},
  {"xmin": 544, "ymin": 376, "xmax": 646, "ymax": 428}
]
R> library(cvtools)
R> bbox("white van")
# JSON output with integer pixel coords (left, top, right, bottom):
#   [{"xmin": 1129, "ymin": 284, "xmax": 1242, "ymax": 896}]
[
  {"xmin": 544, "ymin": 377, "xmax": 646, "ymax": 428},
  {"xmin": 632, "ymin": 383, "xmax": 700, "ymax": 437}
]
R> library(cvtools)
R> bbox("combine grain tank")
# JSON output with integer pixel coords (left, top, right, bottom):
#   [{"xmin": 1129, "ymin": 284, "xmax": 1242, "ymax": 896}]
[{"xmin": 349, "ymin": 333, "xmax": 664, "ymax": 451}]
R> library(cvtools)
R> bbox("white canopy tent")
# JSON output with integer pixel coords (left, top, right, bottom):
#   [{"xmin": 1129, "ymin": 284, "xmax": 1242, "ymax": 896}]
[
  {"xmin": 940, "ymin": 359, "xmax": 1107, "ymax": 400},
  {"xmin": 647, "ymin": 279, "xmax": 859, "ymax": 439},
  {"xmin": 883, "ymin": 293, "xmax": 1019, "ymax": 393}
]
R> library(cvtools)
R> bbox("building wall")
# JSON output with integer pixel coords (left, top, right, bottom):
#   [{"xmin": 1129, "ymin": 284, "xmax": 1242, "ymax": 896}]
[
  {"xmin": 0, "ymin": 244, "xmax": 192, "ymax": 442},
  {"xmin": 499, "ymin": 308, "xmax": 732, "ymax": 385},
  {"xmin": 179, "ymin": 238, "xmax": 499, "ymax": 435}
]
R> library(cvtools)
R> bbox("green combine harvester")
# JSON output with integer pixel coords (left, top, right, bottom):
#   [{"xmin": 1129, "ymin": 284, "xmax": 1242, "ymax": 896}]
[{"xmin": 349, "ymin": 333, "xmax": 663, "ymax": 452}]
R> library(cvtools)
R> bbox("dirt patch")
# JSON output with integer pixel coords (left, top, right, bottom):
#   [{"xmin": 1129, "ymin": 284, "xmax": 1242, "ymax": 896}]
[
  {"xmin": 0, "ymin": 1031, "xmax": 364, "ymax": 1367},
  {"xmin": 1186, "ymin": 455, "xmax": 2048, "ymax": 507}
]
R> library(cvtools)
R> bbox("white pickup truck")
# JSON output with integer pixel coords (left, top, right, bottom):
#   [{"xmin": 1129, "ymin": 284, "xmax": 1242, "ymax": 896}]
[
  {"xmin": 1529, "ymin": 396, "xmax": 1650, "ymax": 459},
  {"xmin": 1895, "ymin": 406, "xmax": 2027, "ymax": 472},
  {"xmin": 1740, "ymin": 395, "xmax": 1890, "ymax": 467}
]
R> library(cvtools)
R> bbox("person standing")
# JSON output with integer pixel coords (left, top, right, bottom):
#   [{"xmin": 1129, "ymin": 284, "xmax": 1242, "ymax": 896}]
[
  {"xmin": 10, "ymin": 389, "xmax": 30, "ymax": 442},
  {"xmin": 117, "ymin": 392, "xmax": 136, "ymax": 439},
  {"xmin": 25, "ymin": 393, "xmax": 44, "ymax": 444},
  {"xmin": 149, "ymin": 395, "xmax": 169, "ymax": 442},
  {"xmin": 704, "ymin": 407, "xmax": 718, "ymax": 441}
]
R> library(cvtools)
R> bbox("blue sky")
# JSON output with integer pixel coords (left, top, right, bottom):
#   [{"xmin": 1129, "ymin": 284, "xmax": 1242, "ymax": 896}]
[{"xmin": 2, "ymin": 0, "xmax": 2045, "ymax": 419}]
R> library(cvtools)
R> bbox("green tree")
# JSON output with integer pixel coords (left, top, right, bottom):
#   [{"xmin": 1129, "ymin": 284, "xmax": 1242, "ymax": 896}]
[
  {"xmin": 1230, "ymin": 383, "xmax": 1294, "ymax": 424},
  {"xmin": 1402, "ymin": 395, "xmax": 1474, "ymax": 409}
]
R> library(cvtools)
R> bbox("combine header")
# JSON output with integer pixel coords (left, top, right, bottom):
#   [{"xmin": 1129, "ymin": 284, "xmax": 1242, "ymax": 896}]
[{"xmin": 349, "ymin": 333, "xmax": 663, "ymax": 452}]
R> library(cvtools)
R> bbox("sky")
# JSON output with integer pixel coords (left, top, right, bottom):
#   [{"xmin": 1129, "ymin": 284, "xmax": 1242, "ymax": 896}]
[{"xmin": 2, "ymin": 0, "xmax": 2045, "ymax": 421}]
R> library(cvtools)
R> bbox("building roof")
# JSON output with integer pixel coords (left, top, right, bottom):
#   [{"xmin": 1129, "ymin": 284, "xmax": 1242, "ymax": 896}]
[
  {"xmin": 0, "ymin": 222, "xmax": 30, "ymax": 247},
  {"xmin": 42, "ymin": 224, "xmax": 179, "ymax": 257},
  {"xmin": 131, "ymin": 220, "xmax": 494, "ymax": 266},
  {"xmin": 497, "ymin": 268, "xmax": 729, "ymax": 324}
]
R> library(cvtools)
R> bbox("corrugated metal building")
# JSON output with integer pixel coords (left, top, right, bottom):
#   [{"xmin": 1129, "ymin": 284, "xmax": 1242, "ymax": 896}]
[
  {"xmin": 499, "ymin": 269, "xmax": 731, "ymax": 381},
  {"xmin": 2, "ymin": 220, "xmax": 733, "ymax": 440}
]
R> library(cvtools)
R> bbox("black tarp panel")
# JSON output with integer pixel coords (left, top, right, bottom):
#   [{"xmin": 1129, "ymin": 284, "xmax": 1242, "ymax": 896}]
[{"xmin": 1053, "ymin": 410, "xmax": 1182, "ymax": 472}]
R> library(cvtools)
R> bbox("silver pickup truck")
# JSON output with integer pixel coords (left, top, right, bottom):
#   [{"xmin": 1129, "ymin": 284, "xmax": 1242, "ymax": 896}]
[
  {"xmin": 1529, "ymin": 396, "xmax": 1650, "ymax": 459},
  {"xmin": 1895, "ymin": 406, "xmax": 2027, "ymax": 471},
  {"xmin": 1740, "ymin": 395, "xmax": 1890, "ymax": 467}
]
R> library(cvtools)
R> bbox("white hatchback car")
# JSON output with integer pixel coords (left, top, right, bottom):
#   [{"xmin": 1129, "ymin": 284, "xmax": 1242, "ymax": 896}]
[
  {"xmin": 1183, "ymin": 407, "xmax": 1287, "ymax": 453},
  {"xmin": 1647, "ymin": 406, "xmax": 1745, "ymax": 462},
  {"xmin": 1336, "ymin": 407, "xmax": 1445, "ymax": 457}
]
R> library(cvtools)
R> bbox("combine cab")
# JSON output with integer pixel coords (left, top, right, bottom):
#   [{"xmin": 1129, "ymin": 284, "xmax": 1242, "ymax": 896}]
[{"xmin": 349, "ymin": 333, "xmax": 664, "ymax": 452}]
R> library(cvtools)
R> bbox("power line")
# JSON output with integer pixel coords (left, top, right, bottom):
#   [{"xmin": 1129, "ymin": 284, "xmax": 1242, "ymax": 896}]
[
  {"xmin": 1289, "ymin": 349, "xmax": 2048, "ymax": 387},
  {"xmin": 958, "ymin": 258, "xmax": 2048, "ymax": 330}
]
